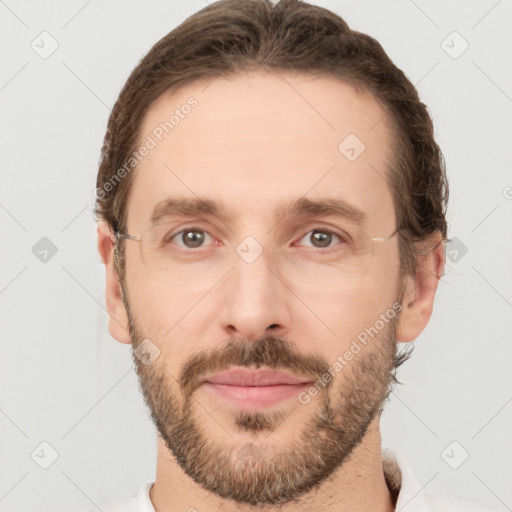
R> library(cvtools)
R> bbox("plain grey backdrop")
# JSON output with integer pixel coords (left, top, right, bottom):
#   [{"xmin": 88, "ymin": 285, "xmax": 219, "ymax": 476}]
[{"xmin": 1, "ymin": 1, "xmax": 511, "ymax": 511}]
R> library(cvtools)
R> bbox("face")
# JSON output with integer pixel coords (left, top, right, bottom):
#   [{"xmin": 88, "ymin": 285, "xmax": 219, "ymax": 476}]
[{"xmin": 118, "ymin": 71, "xmax": 405, "ymax": 505}]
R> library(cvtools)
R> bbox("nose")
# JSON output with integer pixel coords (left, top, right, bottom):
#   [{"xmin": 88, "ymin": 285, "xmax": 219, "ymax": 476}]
[{"xmin": 219, "ymin": 240, "xmax": 291, "ymax": 342}]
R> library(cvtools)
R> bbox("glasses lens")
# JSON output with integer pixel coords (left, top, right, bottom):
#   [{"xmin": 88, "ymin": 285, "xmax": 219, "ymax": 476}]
[
  {"xmin": 140, "ymin": 223, "xmax": 381, "ymax": 290},
  {"xmin": 141, "ymin": 223, "xmax": 233, "ymax": 289},
  {"xmin": 273, "ymin": 228, "xmax": 375, "ymax": 290}
]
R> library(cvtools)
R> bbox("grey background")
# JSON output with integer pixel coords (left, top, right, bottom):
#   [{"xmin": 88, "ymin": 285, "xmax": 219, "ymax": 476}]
[{"xmin": 1, "ymin": 1, "xmax": 511, "ymax": 511}]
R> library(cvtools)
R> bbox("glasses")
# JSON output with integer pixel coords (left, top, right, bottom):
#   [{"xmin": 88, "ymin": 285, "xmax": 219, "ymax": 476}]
[{"xmin": 114, "ymin": 221, "xmax": 400, "ymax": 290}]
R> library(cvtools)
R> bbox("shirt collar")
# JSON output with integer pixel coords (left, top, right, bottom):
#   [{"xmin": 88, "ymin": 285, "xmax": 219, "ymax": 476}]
[{"xmin": 383, "ymin": 447, "xmax": 429, "ymax": 511}]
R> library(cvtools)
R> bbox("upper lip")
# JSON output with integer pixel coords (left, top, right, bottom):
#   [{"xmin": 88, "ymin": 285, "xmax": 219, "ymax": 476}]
[{"xmin": 201, "ymin": 368, "xmax": 312, "ymax": 387}]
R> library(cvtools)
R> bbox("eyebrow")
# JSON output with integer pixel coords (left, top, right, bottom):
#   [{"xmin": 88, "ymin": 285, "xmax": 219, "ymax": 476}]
[
  {"xmin": 150, "ymin": 196, "xmax": 366, "ymax": 226},
  {"xmin": 151, "ymin": 197, "xmax": 228, "ymax": 225},
  {"xmin": 278, "ymin": 197, "xmax": 366, "ymax": 225}
]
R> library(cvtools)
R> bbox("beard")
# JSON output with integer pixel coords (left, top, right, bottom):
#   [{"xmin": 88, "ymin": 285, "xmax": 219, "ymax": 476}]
[{"xmin": 122, "ymin": 286, "xmax": 409, "ymax": 506}]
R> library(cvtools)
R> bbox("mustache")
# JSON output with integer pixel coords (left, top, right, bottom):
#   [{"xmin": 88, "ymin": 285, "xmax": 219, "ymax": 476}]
[{"xmin": 179, "ymin": 335, "xmax": 331, "ymax": 399}]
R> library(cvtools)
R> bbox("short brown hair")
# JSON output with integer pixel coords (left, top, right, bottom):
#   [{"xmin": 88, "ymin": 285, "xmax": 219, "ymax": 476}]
[{"xmin": 95, "ymin": 0, "xmax": 448, "ymax": 282}]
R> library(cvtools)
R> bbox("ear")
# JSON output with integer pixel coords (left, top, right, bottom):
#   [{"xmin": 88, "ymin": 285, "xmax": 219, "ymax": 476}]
[
  {"xmin": 396, "ymin": 233, "xmax": 446, "ymax": 342},
  {"xmin": 97, "ymin": 220, "xmax": 131, "ymax": 344}
]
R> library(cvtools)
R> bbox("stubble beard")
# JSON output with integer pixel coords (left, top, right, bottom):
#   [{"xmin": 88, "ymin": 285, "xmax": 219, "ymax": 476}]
[{"xmin": 124, "ymin": 296, "xmax": 402, "ymax": 506}]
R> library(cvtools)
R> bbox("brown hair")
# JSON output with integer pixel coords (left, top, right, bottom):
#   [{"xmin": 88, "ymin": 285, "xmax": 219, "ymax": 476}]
[{"xmin": 95, "ymin": 0, "xmax": 448, "ymax": 282}]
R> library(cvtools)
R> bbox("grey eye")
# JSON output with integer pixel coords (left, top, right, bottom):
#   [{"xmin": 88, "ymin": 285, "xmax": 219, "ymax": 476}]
[
  {"xmin": 298, "ymin": 229, "xmax": 340, "ymax": 248},
  {"xmin": 171, "ymin": 229, "xmax": 212, "ymax": 249},
  {"xmin": 310, "ymin": 230, "xmax": 333, "ymax": 247}
]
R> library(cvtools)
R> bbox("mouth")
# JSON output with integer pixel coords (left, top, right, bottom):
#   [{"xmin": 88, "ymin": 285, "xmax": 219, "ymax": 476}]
[{"xmin": 199, "ymin": 368, "xmax": 313, "ymax": 410}]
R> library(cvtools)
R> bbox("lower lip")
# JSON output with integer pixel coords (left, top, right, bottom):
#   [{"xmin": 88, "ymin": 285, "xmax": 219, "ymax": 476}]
[{"xmin": 201, "ymin": 382, "xmax": 311, "ymax": 409}]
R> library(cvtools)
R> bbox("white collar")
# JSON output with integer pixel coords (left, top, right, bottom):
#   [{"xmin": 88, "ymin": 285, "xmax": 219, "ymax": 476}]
[{"xmin": 383, "ymin": 447, "xmax": 429, "ymax": 511}]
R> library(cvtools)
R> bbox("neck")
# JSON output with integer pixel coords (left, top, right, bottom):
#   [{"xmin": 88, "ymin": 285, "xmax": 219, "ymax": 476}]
[{"xmin": 149, "ymin": 416, "xmax": 395, "ymax": 512}]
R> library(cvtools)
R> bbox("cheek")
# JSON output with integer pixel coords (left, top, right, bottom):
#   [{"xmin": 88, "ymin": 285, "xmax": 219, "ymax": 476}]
[
  {"xmin": 303, "ymin": 280, "xmax": 398, "ymax": 367},
  {"xmin": 124, "ymin": 244, "xmax": 207, "ymax": 330},
  {"xmin": 128, "ymin": 285, "xmax": 209, "ymax": 372},
  {"xmin": 297, "ymin": 273, "xmax": 397, "ymax": 338},
  {"xmin": 125, "ymin": 266, "xmax": 210, "ymax": 351}
]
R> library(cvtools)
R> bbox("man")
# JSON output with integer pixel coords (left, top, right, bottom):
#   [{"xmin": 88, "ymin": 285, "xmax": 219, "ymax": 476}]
[{"xmin": 93, "ymin": 0, "xmax": 496, "ymax": 510}]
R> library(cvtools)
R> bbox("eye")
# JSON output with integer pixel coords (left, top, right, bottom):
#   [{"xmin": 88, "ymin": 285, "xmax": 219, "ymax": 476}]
[
  {"xmin": 295, "ymin": 228, "xmax": 345, "ymax": 249},
  {"xmin": 169, "ymin": 228, "xmax": 214, "ymax": 249}
]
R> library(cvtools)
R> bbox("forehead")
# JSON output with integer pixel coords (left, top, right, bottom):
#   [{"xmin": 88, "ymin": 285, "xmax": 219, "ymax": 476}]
[{"xmin": 126, "ymin": 70, "xmax": 396, "ymax": 232}]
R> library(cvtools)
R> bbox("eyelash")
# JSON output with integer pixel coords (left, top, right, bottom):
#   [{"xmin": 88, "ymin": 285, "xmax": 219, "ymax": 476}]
[{"xmin": 167, "ymin": 226, "xmax": 347, "ymax": 254}]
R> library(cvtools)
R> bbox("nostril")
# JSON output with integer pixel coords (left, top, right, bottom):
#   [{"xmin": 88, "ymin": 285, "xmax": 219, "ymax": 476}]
[{"xmin": 267, "ymin": 324, "xmax": 279, "ymax": 330}]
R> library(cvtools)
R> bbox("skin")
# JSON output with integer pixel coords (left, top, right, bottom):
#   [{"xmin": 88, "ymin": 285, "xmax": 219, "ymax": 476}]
[{"xmin": 97, "ymin": 70, "xmax": 445, "ymax": 511}]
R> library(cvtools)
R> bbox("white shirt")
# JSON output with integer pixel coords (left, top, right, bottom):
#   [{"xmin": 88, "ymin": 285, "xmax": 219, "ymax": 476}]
[{"xmin": 90, "ymin": 449, "xmax": 498, "ymax": 511}]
